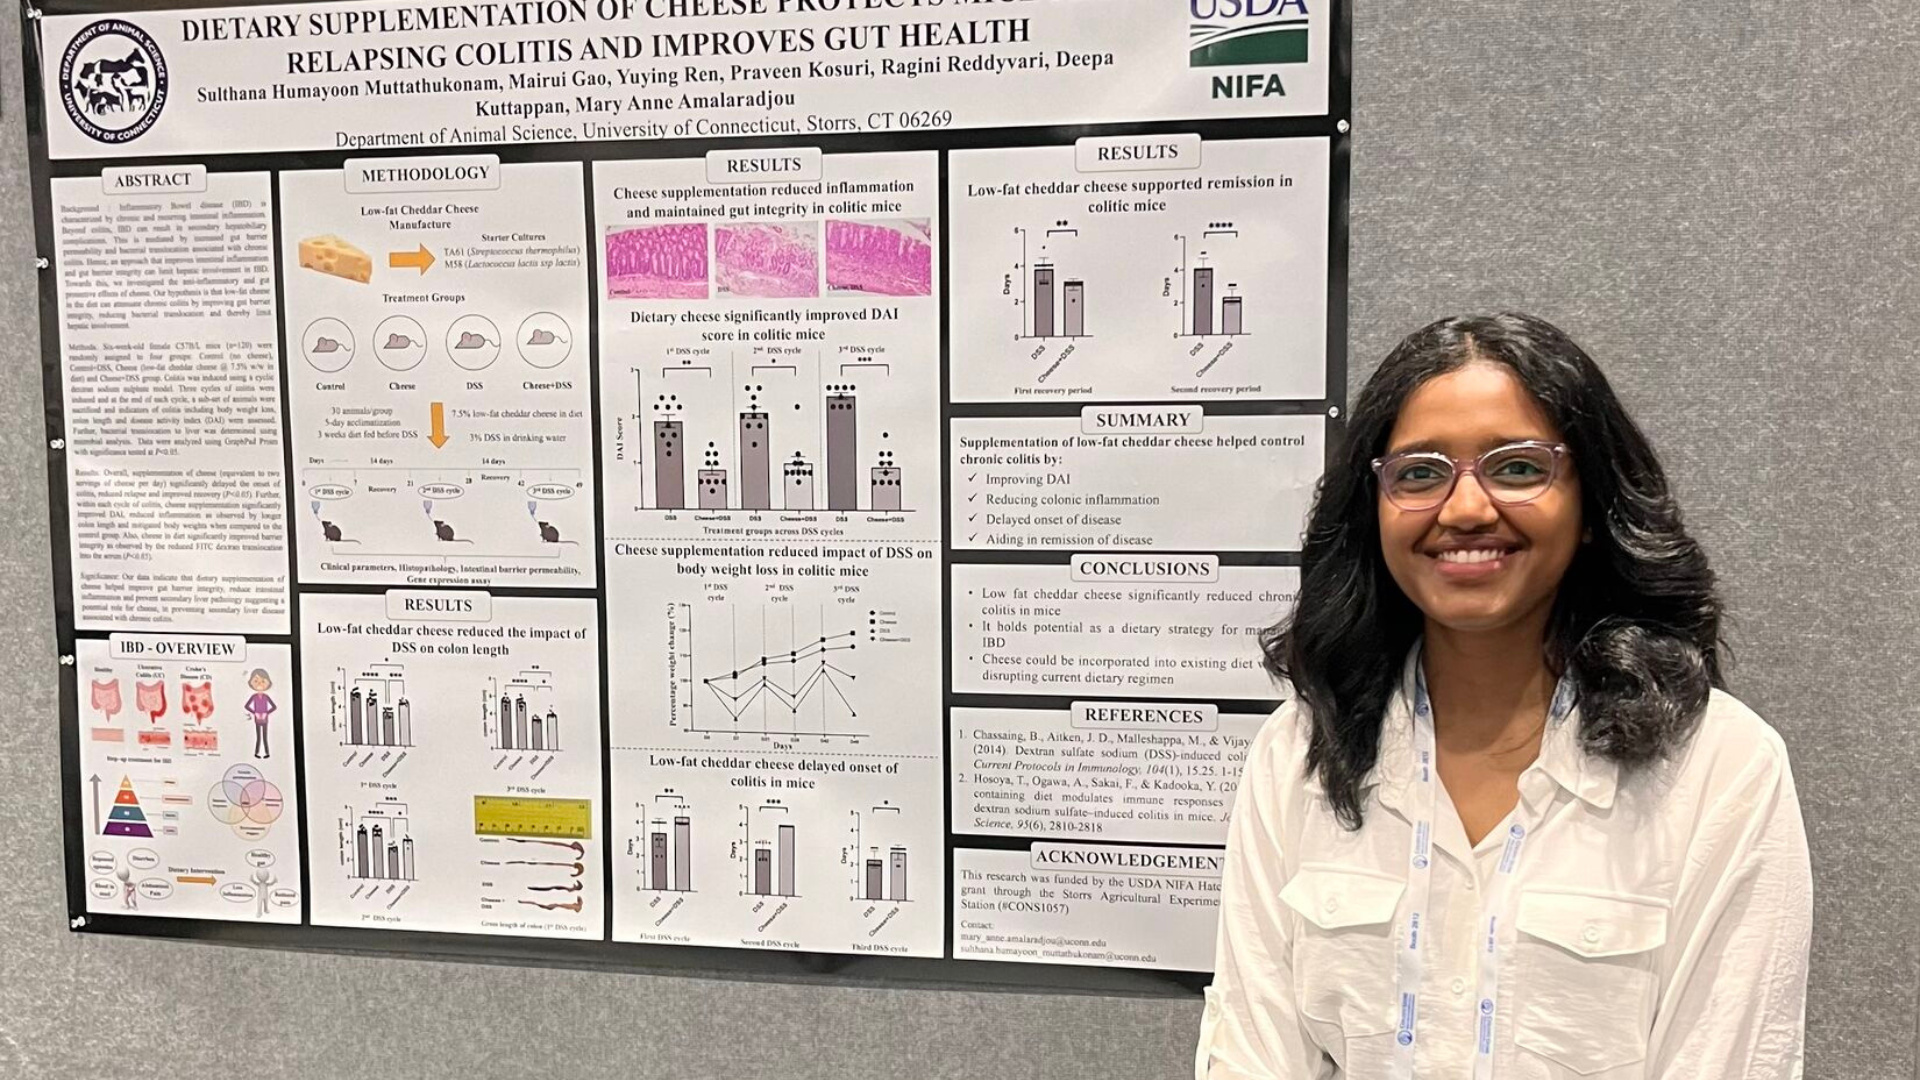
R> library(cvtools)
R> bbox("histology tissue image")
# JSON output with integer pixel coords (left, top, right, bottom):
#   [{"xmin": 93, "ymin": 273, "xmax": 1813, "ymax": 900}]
[
  {"xmin": 826, "ymin": 218, "xmax": 932, "ymax": 297},
  {"xmin": 714, "ymin": 222, "xmax": 820, "ymax": 299},
  {"xmin": 605, "ymin": 223, "xmax": 710, "ymax": 299}
]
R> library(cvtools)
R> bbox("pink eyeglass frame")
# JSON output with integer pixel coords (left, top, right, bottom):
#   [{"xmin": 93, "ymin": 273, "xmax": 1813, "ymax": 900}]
[{"xmin": 1369, "ymin": 440, "xmax": 1571, "ymax": 512}]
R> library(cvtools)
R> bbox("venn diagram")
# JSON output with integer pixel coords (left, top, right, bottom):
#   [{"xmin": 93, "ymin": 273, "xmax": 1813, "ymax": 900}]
[{"xmin": 206, "ymin": 764, "xmax": 285, "ymax": 840}]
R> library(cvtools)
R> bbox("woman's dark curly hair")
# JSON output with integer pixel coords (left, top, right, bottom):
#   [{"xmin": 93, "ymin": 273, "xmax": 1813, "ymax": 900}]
[{"xmin": 1263, "ymin": 312, "xmax": 1725, "ymax": 829}]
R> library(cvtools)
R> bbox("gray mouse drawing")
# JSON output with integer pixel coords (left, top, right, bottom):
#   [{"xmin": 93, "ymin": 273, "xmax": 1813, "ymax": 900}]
[
  {"xmin": 433, "ymin": 521, "xmax": 473, "ymax": 543},
  {"xmin": 321, "ymin": 521, "xmax": 359, "ymax": 544},
  {"xmin": 538, "ymin": 521, "xmax": 578, "ymax": 545}
]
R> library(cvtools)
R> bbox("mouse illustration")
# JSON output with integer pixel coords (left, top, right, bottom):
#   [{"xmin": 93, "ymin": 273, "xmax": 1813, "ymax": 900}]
[
  {"xmin": 433, "ymin": 520, "xmax": 473, "ymax": 543},
  {"xmin": 537, "ymin": 521, "xmax": 578, "ymax": 545},
  {"xmin": 321, "ymin": 521, "xmax": 360, "ymax": 543}
]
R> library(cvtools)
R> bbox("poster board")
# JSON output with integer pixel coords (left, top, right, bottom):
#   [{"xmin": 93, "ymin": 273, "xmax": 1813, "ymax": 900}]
[{"xmin": 27, "ymin": 0, "xmax": 1348, "ymax": 989}]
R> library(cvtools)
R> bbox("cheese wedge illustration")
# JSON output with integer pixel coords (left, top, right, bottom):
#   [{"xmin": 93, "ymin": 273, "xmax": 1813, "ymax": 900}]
[{"xmin": 298, "ymin": 235, "xmax": 372, "ymax": 283}]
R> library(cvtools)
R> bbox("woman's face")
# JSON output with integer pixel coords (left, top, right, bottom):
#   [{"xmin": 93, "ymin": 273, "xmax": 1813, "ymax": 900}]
[{"xmin": 1377, "ymin": 361, "xmax": 1583, "ymax": 635}]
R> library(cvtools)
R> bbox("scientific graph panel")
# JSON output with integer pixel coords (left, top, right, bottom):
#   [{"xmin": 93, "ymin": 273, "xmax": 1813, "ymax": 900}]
[
  {"xmin": 610, "ymin": 774, "xmax": 942, "ymax": 955},
  {"xmin": 610, "ymin": 553, "xmax": 940, "ymax": 755},
  {"xmin": 948, "ymin": 137, "xmax": 1331, "ymax": 403},
  {"xmin": 595, "ymin": 150, "xmax": 940, "ymax": 542},
  {"xmin": 300, "ymin": 591, "xmax": 605, "ymax": 938}
]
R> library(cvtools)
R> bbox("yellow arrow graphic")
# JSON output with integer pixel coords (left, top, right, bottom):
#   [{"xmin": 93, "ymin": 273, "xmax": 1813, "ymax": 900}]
[
  {"xmin": 389, "ymin": 244, "xmax": 436, "ymax": 274},
  {"xmin": 429, "ymin": 402, "xmax": 449, "ymax": 448}
]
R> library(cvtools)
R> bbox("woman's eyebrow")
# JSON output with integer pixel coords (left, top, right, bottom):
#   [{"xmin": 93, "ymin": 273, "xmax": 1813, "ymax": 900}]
[{"xmin": 1383, "ymin": 435, "xmax": 1550, "ymax": 456}]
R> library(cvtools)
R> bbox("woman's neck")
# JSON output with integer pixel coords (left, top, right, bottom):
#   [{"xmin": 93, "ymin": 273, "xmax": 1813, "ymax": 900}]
[{"xmin": 1421, "ymin": 616, "xmax": 1556, "ymax": 759}]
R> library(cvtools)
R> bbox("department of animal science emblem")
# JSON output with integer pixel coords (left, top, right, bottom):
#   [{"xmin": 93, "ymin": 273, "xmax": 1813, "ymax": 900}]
[
  {"xmin": 59, "ymin": 19, "xmax": 169, "ymax": 145},
  {"xmin": 1189, "ymin": 0, "xmax": 1311, "ymax": 68}
]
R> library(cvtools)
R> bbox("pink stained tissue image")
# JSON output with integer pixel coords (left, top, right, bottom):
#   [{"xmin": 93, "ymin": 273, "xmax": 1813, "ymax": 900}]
[
  {"xmin": 826, "ymin": 218, "xmax": 932, "ymax": 297},
  {"xmin": 606, "ymin": 224, "xmax": 710, "ymax": 299},
  {"xmin": 715, "ymin": 222, "xmax": 820, "ymax": 299}
]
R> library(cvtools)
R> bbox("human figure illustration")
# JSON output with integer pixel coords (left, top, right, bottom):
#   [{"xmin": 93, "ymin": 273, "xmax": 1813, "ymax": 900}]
[
  {"xmin": 244, "ymin": 669, "xmax": 277, "ymax": 759},
  {"xmin": 251, "ymin": 867, "xmax": 276, "ymax": 919},
  {"xmin": 116, "ymin": 866, "xmax": 136, "ymax": 910}
]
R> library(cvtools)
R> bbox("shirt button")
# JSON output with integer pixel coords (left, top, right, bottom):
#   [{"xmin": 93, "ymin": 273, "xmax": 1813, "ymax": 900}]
[
  {"xmin": 1450, "ymin": 977, "xmax": 1467, "ymax": 996},
  {"xmin": 1582, "ymin": 925, "xmax": 1601, "ymax": 944},
  {"xmin": 1463, "ymin": 878, "xmax": 1477, "ymax": 892},
  {"xmin": 1324, "ymin": 897, "xmax": 1340, "ymax": 914}
]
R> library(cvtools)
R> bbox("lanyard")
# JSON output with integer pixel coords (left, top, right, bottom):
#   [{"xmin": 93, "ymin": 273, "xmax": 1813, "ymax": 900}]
[{"xmin": 1390, "ymin": 659, "xmax": 1575, "ymax": 1080}]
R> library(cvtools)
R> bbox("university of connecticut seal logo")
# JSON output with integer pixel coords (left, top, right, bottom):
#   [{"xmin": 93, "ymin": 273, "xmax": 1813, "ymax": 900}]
[{"xmin": 59, "ymin": 19, "xmax": 168, "ymax": 145}]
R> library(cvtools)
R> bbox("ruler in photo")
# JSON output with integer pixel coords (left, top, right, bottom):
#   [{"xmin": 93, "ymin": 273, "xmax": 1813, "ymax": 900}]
[{"xmin": 473, "ymin": 795, "xmax": 593, "ymax": 840}]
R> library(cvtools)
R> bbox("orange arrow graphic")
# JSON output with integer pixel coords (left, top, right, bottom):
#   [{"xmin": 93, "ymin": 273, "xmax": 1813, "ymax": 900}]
[
  {"xmin": 389, "ymin": 244, "xmax": 436, "ymax": 274},
  {"xmin": 429, "ymin": 402, "xmax": 449, "ymax": 448}
]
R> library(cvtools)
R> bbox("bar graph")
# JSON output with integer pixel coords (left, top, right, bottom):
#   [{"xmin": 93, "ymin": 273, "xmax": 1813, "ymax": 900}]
[
  {"xmin": 743, "ymin": 803, "xmax": 798, "ymax": 898},
  {"xmin": 638, "ymin": 793, "xmax": 695, "ymax": 893},
  {"xmin": 336, "ymin": 663, "xmax": 413, "ymax": 749},
  {"xmin": 848, "ymin": 806, "xmax": 911, "ymax": 903},
  {"xmin": 1015, "ymin": 222, "xmax": 1090, "ymax": 340},
  {"xmin": 484, "ymin": 669, "xmax": 561, "ymax": 754},
  {"xmin": 1174, "ymin": 226, "xmax": 1250, "ymax": 339},
  {"xmin": 347, "ymin": 803, "xmax": 417, "ymax": 882},
  {"xmin": 628, "ymin": 352, "xmax": 913, "ymax": 514}
]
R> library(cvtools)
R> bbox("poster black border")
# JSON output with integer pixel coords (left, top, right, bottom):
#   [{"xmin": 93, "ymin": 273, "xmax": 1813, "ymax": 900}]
[{"xmin": 25, "ymin": 0, "xmax": 1352, "ymax": 999}]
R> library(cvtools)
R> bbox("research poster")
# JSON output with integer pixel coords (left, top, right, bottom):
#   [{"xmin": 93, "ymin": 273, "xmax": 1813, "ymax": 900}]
[{"xmin": 36, "ymin": 0, "xmax": 1347, "ymax": 978}]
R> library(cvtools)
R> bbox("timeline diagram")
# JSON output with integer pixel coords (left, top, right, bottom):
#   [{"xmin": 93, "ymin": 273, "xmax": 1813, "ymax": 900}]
[
  {"xmin": 949, "ymin": 136, "xmax": 1331, "ymax": 401},
  {"xmin": 299, "ymin": 464, "xmax": 590, "ymax": 567},
  {"xmin": 618, "ymin": 350, "xmax": 914, "ymax": 516}
]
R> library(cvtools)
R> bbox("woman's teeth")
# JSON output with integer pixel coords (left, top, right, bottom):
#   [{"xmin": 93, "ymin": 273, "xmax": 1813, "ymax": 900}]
[{"xmin": 1435, "ymin": 548, "xmax": 1508, "ymax": 564}]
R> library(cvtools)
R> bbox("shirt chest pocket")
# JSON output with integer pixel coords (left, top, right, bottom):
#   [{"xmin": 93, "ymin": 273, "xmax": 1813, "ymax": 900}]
[
  {"xmin": 1513, "ymin": 888, "xmax": 1670, "ymax": 1075},
  {"xmin": 1279, "ymin": 864, "xmax": 1405, "ymax": 1037}
]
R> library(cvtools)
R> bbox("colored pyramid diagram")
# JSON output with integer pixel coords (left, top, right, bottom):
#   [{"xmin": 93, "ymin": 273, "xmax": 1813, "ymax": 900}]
[{"xmin": 104, "ymin": 776, "xmax": 154, "ymax": 838}]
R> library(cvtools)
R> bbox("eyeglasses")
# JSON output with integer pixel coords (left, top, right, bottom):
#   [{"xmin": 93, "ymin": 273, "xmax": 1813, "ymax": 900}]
[{"xmin": 1370, "ymin": 440, "xmax": 1570, "ymax": 512}]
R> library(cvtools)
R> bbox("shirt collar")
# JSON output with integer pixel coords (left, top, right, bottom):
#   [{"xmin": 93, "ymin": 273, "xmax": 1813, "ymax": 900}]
[{"xmin": 1366, "ymin": 642, "xmax": 1617, "ymax": 814}]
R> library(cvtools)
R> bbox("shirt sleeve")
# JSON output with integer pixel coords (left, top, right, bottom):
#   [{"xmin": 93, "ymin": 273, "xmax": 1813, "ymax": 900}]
[
  {"xmin": 1647, "ymin": 729, "xmax": 1812, "ymax": 1079},
  {"xmin": 1196, "ymin": 709, "xmax": 1334, "ymax": 1080}
]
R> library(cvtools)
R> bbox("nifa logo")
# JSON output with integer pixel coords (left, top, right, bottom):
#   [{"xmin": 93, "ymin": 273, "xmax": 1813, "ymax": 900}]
[
  {"xmin": 1190, "ymin": 0, "xmax": 1308, "ymax": 99},
  {"xmin": 59, "ymin": 19, "xmax": 168, "ymax": 145}
]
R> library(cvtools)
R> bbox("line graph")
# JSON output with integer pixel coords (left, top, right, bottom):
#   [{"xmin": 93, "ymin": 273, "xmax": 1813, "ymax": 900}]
[{"xmin": 668, "ymin": 602, "xmax": 867, "ymax": 740}]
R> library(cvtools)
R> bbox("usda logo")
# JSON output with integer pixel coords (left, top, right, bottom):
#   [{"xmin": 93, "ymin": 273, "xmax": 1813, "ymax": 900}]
[{"xmin": 1190, "ymin": 0, "xmax": 1309, "ymax": 98}]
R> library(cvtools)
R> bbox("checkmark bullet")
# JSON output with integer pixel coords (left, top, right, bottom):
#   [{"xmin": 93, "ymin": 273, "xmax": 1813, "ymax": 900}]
[
  {"xmin": 968, "ymin": 492, "xmax": 978, "ymax": 502},
  {"xmin": 967, "ymin": 472, "xmax": 978, "ymax": 482},
  {"xmin": 968, "ymin": 533, "xmax": 978, "ymax": 542}
]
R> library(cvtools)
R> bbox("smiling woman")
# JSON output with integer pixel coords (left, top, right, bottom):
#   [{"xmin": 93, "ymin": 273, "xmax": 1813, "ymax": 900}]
[{"xmin": 1196, "ymin": 313, "xmax": 1812, "ymax": 1080}]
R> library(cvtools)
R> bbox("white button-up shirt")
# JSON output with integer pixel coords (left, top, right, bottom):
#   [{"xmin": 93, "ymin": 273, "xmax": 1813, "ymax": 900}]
[{"xmin": 1197, "ymin": 656, "xmax": 1811, "ymax": 1079}]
